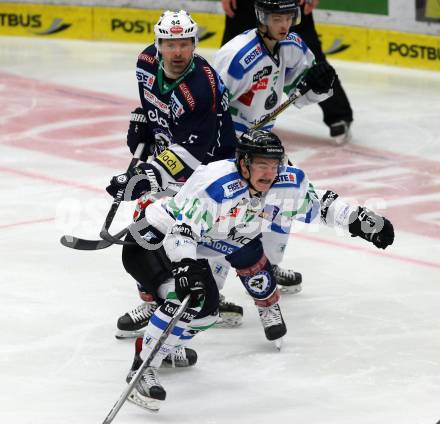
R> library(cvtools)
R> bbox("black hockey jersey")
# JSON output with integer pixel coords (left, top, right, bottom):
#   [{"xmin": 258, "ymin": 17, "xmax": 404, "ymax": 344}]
[{"xmin": 136, "ymin": 45, "xmax": 236, "ymax": 188}]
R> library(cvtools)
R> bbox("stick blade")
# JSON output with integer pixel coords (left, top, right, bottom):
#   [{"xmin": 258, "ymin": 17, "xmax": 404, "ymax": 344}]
[{"xmin": 60, "ymin": 235, "xmax": 112, "ymax": 250}]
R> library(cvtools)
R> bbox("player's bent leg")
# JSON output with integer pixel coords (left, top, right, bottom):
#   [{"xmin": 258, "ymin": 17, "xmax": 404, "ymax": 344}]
[
  {"xmin": 226, "ymin": 237, "xmax": 287, "ymax": 346},
  {"xmin": 199, "ymin": 248, "xmax": 244, "ymax": 328},
  {"xmin": 117, "ymin": 228, "xmax": 172, "ymax": 338},
  {"xmin": 262, "ymin": 228, "xmax": 303, "ymax": 294},
  {"xmin": 127, "ymin": 267, "xmax": 220, "ymax": 409}
]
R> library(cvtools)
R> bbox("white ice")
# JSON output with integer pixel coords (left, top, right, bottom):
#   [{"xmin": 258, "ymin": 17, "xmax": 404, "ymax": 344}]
[{"xmin": 1, "ymin": 36, "xmax": 440, "ymax": 424}]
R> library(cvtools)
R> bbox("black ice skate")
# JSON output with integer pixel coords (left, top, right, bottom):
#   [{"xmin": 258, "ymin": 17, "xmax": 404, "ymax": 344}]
[
  {"xmin": 273, "ymin": 265, "xmax": 302, "ymax": 294},
  {"xmin": 127, "ymin": 366, "xmax": 166, "ymax": 413},
  {"xmin": 128, "ymin": 337, "xmax": 198, "ymax": 371},
  {"xmin": 257, "ymin": 302, "xmax": 287, "ymax": 350},
  {"xmin": 214, "ymin": 294, "xmax": 244, "ymax": 328},
  {"xmin": 115, "ymin": 301, "xmax": 157, "ymax": 339},
  {"xmin": 162, "ymin": 345, "xmax": 198, "ymax": 368}
]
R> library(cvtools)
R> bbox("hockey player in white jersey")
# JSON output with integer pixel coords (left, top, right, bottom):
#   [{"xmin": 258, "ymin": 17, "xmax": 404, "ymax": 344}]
[
  {"xmin": 122, "ymin": 130, "xmax": 394, "ymax": 411},
  {"xmin": 213, "ymin": 0, "xmax": 337, "ymax": 295},
  {"xmin": 214, "ymin": 0, "xmax": 336, "ymax": 135}
]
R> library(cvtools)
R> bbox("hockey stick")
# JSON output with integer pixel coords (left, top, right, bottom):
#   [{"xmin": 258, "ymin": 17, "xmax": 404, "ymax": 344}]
[
  {"xmin": 60, "ymin": 227, "xmax": 128, "ymax": 250},
  {"xmin": 62, "ymin": 81, "xmax": 311, "ymax": 251},
  {"xmin": 251, "ymin": 79, "xmax": 309, "ymax": 130},
  {"xmin": 59, "ymin": 143, "xmax": 145, "ymax": 250},
  {"xmin": 102, "ymin": 294, "xmax": 191, "ymax": 423},
  {"xmin": 99, "ymin": 142, "xmax": 145, "ymax": 245}
]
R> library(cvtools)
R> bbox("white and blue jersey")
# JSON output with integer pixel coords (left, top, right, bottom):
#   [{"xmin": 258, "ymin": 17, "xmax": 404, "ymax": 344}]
[
  {"xmin": 214, "ymin": 29, "xmax": 331, "ymax": 135},
  {"xmin": 144, "ymin": 159, "xmax": 320, "ymax": 262}
]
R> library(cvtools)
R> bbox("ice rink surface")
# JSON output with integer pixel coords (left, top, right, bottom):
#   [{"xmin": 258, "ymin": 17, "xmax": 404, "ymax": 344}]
[{"xmin": 1, "ymin": 36, "xmax": 440, "ymax": 424}]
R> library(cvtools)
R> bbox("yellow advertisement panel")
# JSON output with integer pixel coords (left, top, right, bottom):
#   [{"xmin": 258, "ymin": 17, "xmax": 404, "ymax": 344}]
[
  {"xmin": 316, "ymin": 23, "xmax": 440, "ymax": 71},
  {"xmin": 315, "ymin": 23, "xmax": 369, "ymax": 62},
  {"xmin": 0, "ymin": 2, "xmax": 92, "ymax": 39},
  {"xmin": 368, "ymin": 29, "xmax": 440, "ymax": 71},
  {"xmin": 93, "ymin": 7, "xmax": 225, "ymax": 48}
]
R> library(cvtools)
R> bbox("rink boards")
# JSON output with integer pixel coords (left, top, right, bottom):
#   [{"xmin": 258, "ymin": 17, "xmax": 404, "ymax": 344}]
[{"xmin": 0, "ymin": 2, "xmax": 439, "ymax": 71}]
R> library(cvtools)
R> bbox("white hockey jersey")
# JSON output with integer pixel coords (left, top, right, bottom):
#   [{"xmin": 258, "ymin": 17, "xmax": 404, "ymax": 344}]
[
  {"xmin": 214, "ymin": 29, "xmax": 331, "ymax": 135},
  {"xmin": 143, "ymin": 159, "xmax": 356, "ymax": 263}
]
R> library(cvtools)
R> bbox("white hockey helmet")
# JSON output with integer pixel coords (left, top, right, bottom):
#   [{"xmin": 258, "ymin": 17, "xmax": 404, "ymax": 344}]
[{"xmin": 154, "ymin": 10, "xmax": 198, "ymax": 49}]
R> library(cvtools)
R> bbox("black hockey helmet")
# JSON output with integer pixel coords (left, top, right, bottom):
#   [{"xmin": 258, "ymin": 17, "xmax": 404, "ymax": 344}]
[
  {"xmin": 236, "ymin": 129, "xmax": 285, "ymax": 165},
  {"xmin": 255, "ymin": 0, "xmax": 301, "ymax": 26}
]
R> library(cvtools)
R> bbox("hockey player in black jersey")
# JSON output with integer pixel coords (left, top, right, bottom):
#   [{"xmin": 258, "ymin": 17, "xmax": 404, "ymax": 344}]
[{"xmin": 105, "ymin": 10, "xmax": 241, "ymax": 344}]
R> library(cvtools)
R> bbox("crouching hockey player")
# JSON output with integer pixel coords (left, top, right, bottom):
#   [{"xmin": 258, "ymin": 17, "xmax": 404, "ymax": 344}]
[{"xmin": 121, "ymin": 130, "xmax": 394, "ymax": 411}]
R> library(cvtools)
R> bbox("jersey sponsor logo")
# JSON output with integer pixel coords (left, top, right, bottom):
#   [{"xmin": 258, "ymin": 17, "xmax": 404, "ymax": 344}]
[
  {"xmin": 170, "ymin": 223, "xmax": 194, "ymax": 239},
  {"xmin": 239, "ymin": 44, "xmax": 263, "ymax": 68},
  {"xmin": 170, "ymin": 92, "xmax": 185, "ymax": 118},
  {"xmin": 223, "ymin": 179, "xmax": 246, "ymax": 197},
  {"xmin": 252, "ymin": 66, "xmax": 272, "ymax": 82},
  {"xmin": 264, "ymin": 90, "xmax": 278, "ymax": 110},
  {"xmin": 237, "ymin": 89, "xmax": 255, "ymax": 106},
  {"xmin": 227, "ymin": 230, "xmax": 253, "ymax": 246},
  {"xmin": 275, "ymin": 173, "xmax": 297, "ymax": 184},
  {"xmin": 202, "ymin": 65, "xmax": 217, "ymax": 112},
  {"xmin": 286, "ymin": 33, "xmax": 303, "ymax": 45},
  {"xmin": 138, "ymin": 53, "xmax": 155, "ymax": 65},
  {"xmin": 252, "ymin": 77, "xmax": 269, "ymax": 91},
  {"xmin": 136, "ymin": 68, "xmax": 156, "ymax": 89},
  {"xmin": 143, "ymin": 89, "xmax": 169, "ymax": 114},
  {"xmin": 178, "ymin": 82, "xmax": 196, "ymax": 111},
  {"xmin": 148, "ymin": 108, "xmax": 169, "ymax": 129},
  {"xmin": 156, "ymin": 149, "xmax": 184, "ymax": 176},
  {"xmin": 201, "ymin": 237, "xmax": 235, "ymax": 255}
]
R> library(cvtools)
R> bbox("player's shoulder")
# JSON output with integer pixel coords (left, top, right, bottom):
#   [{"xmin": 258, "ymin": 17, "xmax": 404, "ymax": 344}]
[
  {"xmin": 203, "ymin": 160, "xmax": 249, "ymax": 203},
  {"xmin": 279, "ymin": 31, "xmax": 308, "ymax": 53},
  {"xmin": 176, "ymin": 55, "xmax": 222, "ymax": 112},
  {"xmin": 137, "ymin": 44, "xmax": 158, "ymax": 68},
  {"xmin": 272, "ymin": 165, "xmax": 306, "ymax": 189},
  {"xmin": 219, "ymin": 30, "xmax": 266, "ymax": 79}
]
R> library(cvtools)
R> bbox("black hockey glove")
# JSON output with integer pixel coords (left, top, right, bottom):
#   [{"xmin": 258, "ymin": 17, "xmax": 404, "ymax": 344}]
[
  {"xmin": 106, "ymin": 163, "xmax": 161, "ymax": 200},
  {"xmin": 304, "ymin": 62, "xmax": 337, "ymax": 94},
  {"xmin": 348, "ymin": 206, "xmax": 395, "ymax": 249},
  {"xmin": 172, "ymin": 258, "xmax": 207, "ymax": 308},
  {"xmin": 127, "ymin": 107, "xmax": 152, "ymax": 162}
]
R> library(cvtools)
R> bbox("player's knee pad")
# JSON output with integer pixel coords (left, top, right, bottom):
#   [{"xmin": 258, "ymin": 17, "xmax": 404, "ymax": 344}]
[
  {"xmin": 121, "ymin": 227, "xmax": 172, "ymax": 300},
  {"xmin": 226, "ymin": 237, "xmax": 279, "ymax": 306},
  {"xmin": 236, "ymin": 254, "xmax": 280, "ymax": 307}
]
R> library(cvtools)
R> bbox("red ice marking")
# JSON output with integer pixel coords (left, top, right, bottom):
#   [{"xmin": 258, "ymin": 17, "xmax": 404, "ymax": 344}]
[
  {"xmin": 0, "ymin": 166, "xmax": 102, "ymax": 193},
  {"xmin": 0, "ymin": 217, "xmax": 55, "ymax": 230},
  {"xmin": 277, "ymin": 129, "xmax": 440, "ymax": 240},
  {"xmin": 0, "ymin": 71, "xmax": 135, "ymax": 169},
  {"xmin": 294, "ymin": 232, "xmax": 440, "ymax": 270}
]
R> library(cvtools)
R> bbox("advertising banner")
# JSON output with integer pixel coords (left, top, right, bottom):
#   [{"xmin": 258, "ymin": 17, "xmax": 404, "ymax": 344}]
[
  {"xmin": 416, "ymin": 0, "xmax": 440, "ymax": 22},
  {"xmin": 93, "ymin": 7, "xmax": 224, "ymax": 47},
  {"xmin": 0, "ymin": 2, "xmax": 92, "ymax": 39}
]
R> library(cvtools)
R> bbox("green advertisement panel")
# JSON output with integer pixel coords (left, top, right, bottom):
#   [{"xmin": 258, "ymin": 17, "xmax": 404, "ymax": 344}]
[{"xmin": 318, "ymin": 0, "xmax": 388, "ymax": 15}]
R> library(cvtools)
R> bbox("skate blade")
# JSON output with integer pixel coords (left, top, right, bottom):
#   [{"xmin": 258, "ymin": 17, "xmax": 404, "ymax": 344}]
[
  {"xmin": 279, "ymin": 284, "xmax": 302, "ymax": 294},
  {"xmin": 115, "ymin": 329, "xmax": 145, "ymax": 339},
  {"xmin": 273, "ymin": 338, "xmax": 283, "ymax": 351},
  {"xmin": 128, "ymin": 389, "xmax": 161, "ymax": 413},
  {"xmin": 214, "ymin": 314, "xmax": 243, "ymax": 328}
]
